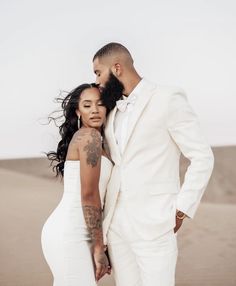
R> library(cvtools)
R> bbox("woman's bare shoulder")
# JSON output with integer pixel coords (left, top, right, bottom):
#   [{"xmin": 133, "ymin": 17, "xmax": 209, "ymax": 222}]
[{"xmin": 72, "ymin": 128, "xmax": 101, "ymax": 145}]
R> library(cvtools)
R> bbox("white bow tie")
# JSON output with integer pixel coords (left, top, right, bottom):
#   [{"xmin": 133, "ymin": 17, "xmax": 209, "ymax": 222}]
[{"xmin": 116, "ymin": 96, "xmax": 136, "ymax": 112}]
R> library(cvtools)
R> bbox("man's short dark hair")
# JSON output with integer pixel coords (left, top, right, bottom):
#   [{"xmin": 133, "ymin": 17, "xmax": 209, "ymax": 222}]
[{"xmin": 93, "ymin": 42, "xmax": 133, "ymax": 63}]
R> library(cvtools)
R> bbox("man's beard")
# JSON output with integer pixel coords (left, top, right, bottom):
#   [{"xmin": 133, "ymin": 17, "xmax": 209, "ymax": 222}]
[{"xmin": 100, "ymin": 72, "xmax": 124, "ymax": 111}]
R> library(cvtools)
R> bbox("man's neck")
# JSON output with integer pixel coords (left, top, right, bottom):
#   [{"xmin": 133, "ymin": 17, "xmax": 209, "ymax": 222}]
[{"xmin": 123, "ymin": 74, "xmax": 142, "ymax": 96}]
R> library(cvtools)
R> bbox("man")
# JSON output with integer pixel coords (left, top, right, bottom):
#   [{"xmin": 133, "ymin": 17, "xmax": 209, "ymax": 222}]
[{"xmin": 92, "ymin": 42, "xmax": 214, "ymax": 286}]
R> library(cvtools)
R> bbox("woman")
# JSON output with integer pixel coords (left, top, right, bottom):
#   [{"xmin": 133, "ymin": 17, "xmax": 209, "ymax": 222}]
[{"xmin": 41, "ymin": 83, "xmax": 113, "ymax": 286}]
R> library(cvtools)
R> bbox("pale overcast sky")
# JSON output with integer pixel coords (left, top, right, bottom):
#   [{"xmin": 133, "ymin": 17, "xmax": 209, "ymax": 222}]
[{"xmin": 0, "ymin": 0, "xmax": 235, "ymax": 159}]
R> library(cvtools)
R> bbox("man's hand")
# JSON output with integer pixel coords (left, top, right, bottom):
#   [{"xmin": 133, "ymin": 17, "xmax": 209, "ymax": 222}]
[
  {"xmin": 174, "ymin": 210, "xmax": 186, "ymax": 233},
  {"xmin": 174, "ymin": 216, "xmax": 184, "ymax": 233},
  {"xmin": 93, "ymin": 249, "xmax": 111, "ymax": 281}
]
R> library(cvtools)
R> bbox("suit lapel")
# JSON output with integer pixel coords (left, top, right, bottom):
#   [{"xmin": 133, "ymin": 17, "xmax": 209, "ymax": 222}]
[
  {"xmin": 123, "ymin": 81, "xmax": 156, "ymax": 152},
  {"xmin": 105, "ymin": 106, "xmax": 121, "ymax": 162}
]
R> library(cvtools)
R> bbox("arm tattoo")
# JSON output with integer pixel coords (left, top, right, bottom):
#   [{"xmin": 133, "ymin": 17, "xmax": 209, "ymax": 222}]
[
  {"xmin": 83, "ymin": 129, "xmax": 101, "ymax": 167},
  {"xmin": 82, "ymin": 205, "xmax": 103, "ymax": 244}
]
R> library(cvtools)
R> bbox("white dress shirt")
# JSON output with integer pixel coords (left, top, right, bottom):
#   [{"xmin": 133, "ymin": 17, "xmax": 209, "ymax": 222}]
[{"xmin": 114, "ymin": 78, "xmax": 145, "ymax": 155}]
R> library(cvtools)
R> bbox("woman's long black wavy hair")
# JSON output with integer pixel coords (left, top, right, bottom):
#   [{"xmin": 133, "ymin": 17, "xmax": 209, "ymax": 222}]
[{"xmin": 47, "ymin": 83, "xmax": 106, "ymax": 177}]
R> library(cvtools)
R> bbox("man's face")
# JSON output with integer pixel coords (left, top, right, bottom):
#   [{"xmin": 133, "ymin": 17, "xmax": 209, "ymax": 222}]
[
  {"xmin": 93, "ymin": 58, "xmax": 110, "ymax": 90},
  {"xmin": 93, "ymin": 57, "xmax": 124, "ymax": 110}
]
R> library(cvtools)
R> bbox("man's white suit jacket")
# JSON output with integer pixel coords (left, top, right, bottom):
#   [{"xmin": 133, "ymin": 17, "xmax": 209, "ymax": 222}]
[{"xmin": 103, "ymin": 79, "xmax": 214, "ymax": 244}]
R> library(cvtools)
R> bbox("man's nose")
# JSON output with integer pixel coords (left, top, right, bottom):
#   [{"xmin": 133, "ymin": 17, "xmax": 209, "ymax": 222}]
[{"xmin": 95, "ymin": 77, "xmax": 100, "ymax": 85}]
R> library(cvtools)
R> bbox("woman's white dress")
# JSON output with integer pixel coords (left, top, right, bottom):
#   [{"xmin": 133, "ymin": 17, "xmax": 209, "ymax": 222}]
[{"xmin": 41, "ymin": 156, "xmax": 112, "ymax": 286}]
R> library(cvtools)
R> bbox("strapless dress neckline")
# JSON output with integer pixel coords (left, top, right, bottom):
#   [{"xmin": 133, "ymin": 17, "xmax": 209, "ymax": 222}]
[{"xmin": 65, "ymin": 155, "xmax": 112, "ymax": 165}]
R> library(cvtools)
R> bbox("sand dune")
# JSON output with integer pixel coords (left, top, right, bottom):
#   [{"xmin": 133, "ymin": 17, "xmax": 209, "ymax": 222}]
[
  {"xmin": 0, "ymin": 146, "xmax": 236, "ymax": 285},
  {"xmin": 180, "ymin": 146, "xmax": 236, "ymax": 204},
  {"xmin": 0, "ymin": 168, "xmax": 63, "ymax": 286},
  {"xmin": 1, "ymin": 146, "xmax": 236, "ymax": 203}
]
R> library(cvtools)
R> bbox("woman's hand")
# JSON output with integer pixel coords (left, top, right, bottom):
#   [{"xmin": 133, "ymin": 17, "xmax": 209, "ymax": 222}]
[{"xmin": 93, "ymin": 248, "xmax": 111, "ymax": 281}]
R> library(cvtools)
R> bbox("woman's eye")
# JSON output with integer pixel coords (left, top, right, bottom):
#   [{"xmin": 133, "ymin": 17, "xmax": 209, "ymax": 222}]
[{"xmin": 84, "ymin": 105, "xmax": 90, "ymax": 108}]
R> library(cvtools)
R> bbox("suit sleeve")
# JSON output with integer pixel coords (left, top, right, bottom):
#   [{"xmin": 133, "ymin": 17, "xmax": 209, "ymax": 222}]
[{"xmin": 167, "ymin": 88, "xmax": 214, "ymax": 218}]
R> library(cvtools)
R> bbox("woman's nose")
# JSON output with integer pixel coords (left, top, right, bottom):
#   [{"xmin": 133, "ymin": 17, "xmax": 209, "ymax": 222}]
[{"xmin": 92, "ymin": 105, "xmax": 99, "ymax": 113}]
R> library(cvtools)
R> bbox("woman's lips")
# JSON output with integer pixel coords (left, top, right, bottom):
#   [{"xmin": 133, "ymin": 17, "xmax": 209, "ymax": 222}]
[{"xmin": 90, "ymin": 117, "xmax": 101, "ymax": 120}]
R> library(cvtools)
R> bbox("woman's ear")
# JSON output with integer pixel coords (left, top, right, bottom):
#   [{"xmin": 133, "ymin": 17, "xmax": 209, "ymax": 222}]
[
  {"xmin": 75, "ymin": 109, "xmax": 81, "ymax": 118},
  {"xmin": 111, "ymin": 63, "xmax": 122, "ymax": 77}
]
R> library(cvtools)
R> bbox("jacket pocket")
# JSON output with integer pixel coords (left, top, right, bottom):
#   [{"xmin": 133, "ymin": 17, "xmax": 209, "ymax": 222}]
[{"xmin": 147, "ymin": 181, "xmax": 180, "ymax": 195}]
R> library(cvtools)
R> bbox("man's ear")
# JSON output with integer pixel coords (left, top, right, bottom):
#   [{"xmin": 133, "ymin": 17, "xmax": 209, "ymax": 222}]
[{"xmin": 111, "ymin": 63, "xmax": 122, "ymax": 77}]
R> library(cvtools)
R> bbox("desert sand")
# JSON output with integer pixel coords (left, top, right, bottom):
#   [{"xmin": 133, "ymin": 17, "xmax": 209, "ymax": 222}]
[{"xmin": 0, "ymin": 146, "xmax": 236, "ymax": 286}]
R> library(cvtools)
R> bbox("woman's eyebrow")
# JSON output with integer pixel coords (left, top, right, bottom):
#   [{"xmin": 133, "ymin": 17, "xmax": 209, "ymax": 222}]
[{"xmin": 81, "ymin": 100, "xmax": 92, "ymax": 103}]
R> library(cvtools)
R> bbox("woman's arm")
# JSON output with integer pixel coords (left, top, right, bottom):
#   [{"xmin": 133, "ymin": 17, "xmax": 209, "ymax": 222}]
[{"xmin": 77, "ymin": 127, "xmax": 109, "ymax": 280}]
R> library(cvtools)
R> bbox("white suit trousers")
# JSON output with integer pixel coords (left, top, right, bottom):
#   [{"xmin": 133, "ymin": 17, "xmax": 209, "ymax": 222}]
[{"xmin": 107, "ymin": 199, "xmax": 178, "ymax": 286}]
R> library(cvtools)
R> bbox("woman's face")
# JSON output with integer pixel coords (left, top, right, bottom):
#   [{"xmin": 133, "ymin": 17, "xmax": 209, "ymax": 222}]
[{"xmin": 77, "ymin": 87, "xmax": 107, "ymax": 129}]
